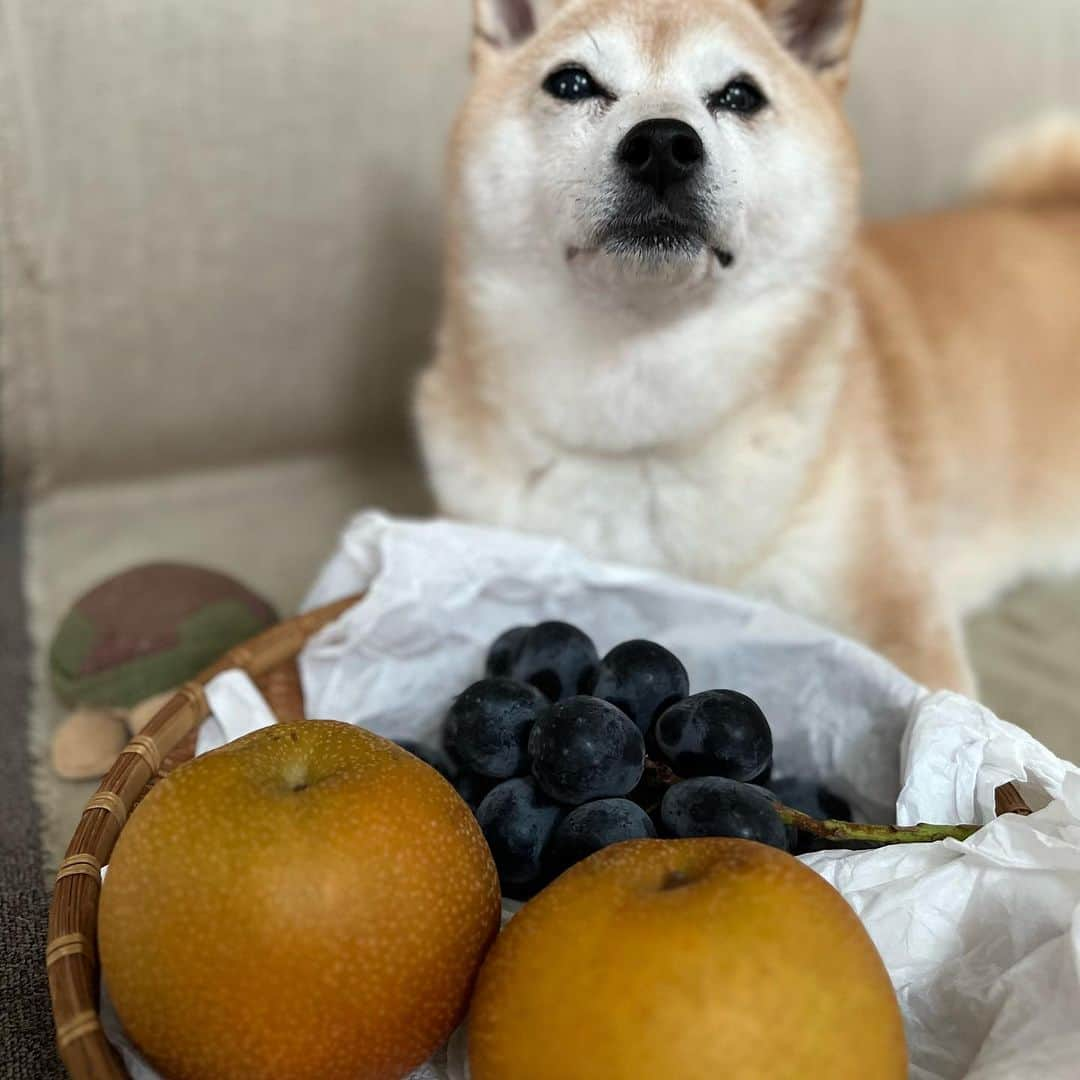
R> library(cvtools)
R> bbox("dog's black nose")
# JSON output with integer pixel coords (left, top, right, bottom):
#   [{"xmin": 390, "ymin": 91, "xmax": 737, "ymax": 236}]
[{"xmin": 617, "ymin": 118, "xmax": 704, "ymax": 197}]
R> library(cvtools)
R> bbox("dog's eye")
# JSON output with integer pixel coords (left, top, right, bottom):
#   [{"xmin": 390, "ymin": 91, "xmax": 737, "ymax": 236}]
[
  {"xmin": 709, "ymin": 77, "xmax": 768, "ymax": 116},
  {"xmin": 543, "ymin": 66, "xmax": 605, "ymax": 102}
]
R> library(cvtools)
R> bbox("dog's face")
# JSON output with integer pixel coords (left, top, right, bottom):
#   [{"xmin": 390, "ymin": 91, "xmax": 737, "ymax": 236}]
[{"xmin": 453, "ymin": 0, "xmax": 862, "ymax": 299}]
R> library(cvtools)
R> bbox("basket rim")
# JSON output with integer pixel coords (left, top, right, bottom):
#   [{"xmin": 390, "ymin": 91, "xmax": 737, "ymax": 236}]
[{"xmin": 45, "ymin": 592, "xmax": 363, "ymax": 1079}]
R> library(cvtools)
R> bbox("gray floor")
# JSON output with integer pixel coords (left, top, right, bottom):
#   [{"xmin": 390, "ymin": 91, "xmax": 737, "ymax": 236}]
[{"xmin": 0, "ymin": 509, "xmax": 64, "ymax": 1078}]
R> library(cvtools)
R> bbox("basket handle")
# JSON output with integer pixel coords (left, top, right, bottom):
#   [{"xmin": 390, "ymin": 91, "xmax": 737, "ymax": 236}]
[{"xmin": 158, "ymin": 642, "xmax": 307, "ymax": 777}]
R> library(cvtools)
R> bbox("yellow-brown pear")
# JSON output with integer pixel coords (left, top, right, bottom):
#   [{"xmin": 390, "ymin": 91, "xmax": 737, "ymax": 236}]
[
  {"xmin": 100, "ymin": 720, "xmax": 500, "ymax": 1080},
  {"xmin": 469, "ymin": 838, "xmax": 906, "ymax": 1080}
]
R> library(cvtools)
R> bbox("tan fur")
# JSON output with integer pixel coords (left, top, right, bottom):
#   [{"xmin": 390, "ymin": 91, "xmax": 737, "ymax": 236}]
[
  {"xmin": 976, "ymin": 115, "xmax": 1080, "ymax": 206},
  {"xmin": 849, "ymin": 204, "xmax": 1080, "ymax": 683},
  {"xmin": 418, "ymin": 0, "xmax": 1080, "ymax": 693}
]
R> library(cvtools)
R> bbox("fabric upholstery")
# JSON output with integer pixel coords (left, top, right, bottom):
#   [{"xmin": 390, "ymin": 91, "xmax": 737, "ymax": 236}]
[
  {"xmin": 3, "ymin": 0, "xmax": 1080, "ymax": 494},
  {"xmin": 850, "ymin": 0, "xmax": 1080, "ymax": 218},
  {"xmin": 0, "ymin": 0, "xmax": 469, "ymax": 491}
]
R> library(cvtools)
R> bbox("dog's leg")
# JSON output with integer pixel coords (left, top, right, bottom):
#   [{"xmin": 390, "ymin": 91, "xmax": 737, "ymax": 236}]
[
  {"xmin": 853, "ymin": 554, "xmax": 976, "ymax": 696},
  {"xmin": 878, "ymin": 618, "xmax": 975, "ymax": 698}
]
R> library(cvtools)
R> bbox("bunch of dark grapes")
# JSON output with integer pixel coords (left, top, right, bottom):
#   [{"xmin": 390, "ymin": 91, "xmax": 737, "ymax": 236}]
[{"xmin": 398, "ymin": 621, "xmax": 852, "ymax": 898}]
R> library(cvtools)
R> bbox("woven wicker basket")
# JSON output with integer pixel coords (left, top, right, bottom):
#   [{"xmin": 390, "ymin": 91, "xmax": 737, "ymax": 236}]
[
  {"xmin": 46, "ymin": 592, "xmax": 363, "ymax": 1078},
  {"xmin": 46, "ymin": 590, "xmax": 1035, "ymax": 1076}
]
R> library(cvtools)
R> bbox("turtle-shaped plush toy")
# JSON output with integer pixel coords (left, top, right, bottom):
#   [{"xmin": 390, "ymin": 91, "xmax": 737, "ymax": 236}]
[{"xmin": 50, "ymin": 563, "xmax": 278, "ymax": 779}]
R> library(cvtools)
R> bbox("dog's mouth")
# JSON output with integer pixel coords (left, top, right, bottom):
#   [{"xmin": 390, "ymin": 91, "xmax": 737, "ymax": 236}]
[
  {"xmin": 598, "ymin": 210, "xmax": 705, "ymax": 262},
  {"xmin": 578, "ymin": 211, "xmax": 734, "ymax": 269}
]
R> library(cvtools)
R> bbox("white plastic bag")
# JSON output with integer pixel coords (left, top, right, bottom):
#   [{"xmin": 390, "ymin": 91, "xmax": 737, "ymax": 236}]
[{"xmin": 105, "ymin": 512, "xmax": 1080, "ymax": 1079}]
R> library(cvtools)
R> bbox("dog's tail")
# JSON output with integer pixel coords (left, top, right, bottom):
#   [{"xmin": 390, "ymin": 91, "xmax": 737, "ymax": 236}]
[{"xmin": 973, "ymin": 113, "xmax": 1080, "ymax": 207}]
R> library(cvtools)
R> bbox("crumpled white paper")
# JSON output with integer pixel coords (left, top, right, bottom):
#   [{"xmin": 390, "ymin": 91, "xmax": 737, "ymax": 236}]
[{"xmin": 105, "ymin": 512, "xmax": 1080, "ymax": 1080}]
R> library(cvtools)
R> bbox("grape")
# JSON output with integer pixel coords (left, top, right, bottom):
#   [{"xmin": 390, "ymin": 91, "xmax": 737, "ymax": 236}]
[
  {"xmin": 548, "ymin": 798, "xmax": 656, "ymax": 874},
  {"xmin": 529, "ymin": 696, "xmax": 646, "ymax": 805},
  {"xmin": 476, "ymin": 777, "xmax": 565, "ymax": 892},
  {"xmin": 654, "ymin": 690, "xmax": 772, "ymax": 781},
  {"xmin": 750, "ymin": 759, "xmax": 772, "ymax": 786},
  {"xmin": 510, "ymin": 621, "xmax": 599, "ymax": 701},
  {"xmin": 485, "ymin": 625, "xmax": 531, "ymax": 678},
  {"xmin": 443, "ymin": 678, "xmax": 547, "ymax": 779},
  {"xmin": 768, "ymin": 778, "xmax": 851, "ymax": 822},
  {"xmin": 454, "ymin": 768, "xmax": 496, "ymax": 809},
  {"xmin": 768, "ymin": 778, "xmax": 865, "ymax": 854},
  {"xmin": 591, "ymin": 639, "xmax": 689, "ymax": 734},
  {"xmin": 394, "ymin": 740, "xmax": 457, "ymax": 783},
  {"xmin": 660, "ymin": 777, "xmax": 788, "ymax": 849},
  {"xmin": 749, "ymin": 784, "xmax": 798, "ymax": 851}
]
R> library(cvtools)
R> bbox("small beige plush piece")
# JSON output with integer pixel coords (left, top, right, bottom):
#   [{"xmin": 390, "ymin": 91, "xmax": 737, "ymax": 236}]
[{"xmin": 51, "ymin": 707, "xmax": 129, "ymax": 780}]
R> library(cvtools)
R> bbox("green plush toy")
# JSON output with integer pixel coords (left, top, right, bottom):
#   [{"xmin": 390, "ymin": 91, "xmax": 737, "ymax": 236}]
[
  {"xmin": 49, "ymin": 563, "xmax": 278, "ymax": 779},
  {"xmin": 50, "ymin": 563, "xmax": 278, "ymax": 708}
]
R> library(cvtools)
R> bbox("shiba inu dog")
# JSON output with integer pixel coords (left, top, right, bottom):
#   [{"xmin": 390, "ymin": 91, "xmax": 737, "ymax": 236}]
[{"xmin": 415, "ymin": 0, "xmax": 1080, "ymax": 693}]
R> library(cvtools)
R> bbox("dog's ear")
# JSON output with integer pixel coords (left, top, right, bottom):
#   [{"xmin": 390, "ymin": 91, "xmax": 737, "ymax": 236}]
[
  {"xmin": 757, "ymin": 0, "xmax": 863, "ymax": 89},
  {"xmin": 472, "ymin": 0, "xmax": 559, "ymax": 60}
]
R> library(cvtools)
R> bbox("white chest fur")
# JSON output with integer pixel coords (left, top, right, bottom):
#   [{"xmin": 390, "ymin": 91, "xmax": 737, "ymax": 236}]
[
  {"xmin": 538, "ymin": 435, "xmax": 852, "ymax": 621},
  {"xmin": 418, "ymin": 289, "xmax": 863, "ymax": 632}
]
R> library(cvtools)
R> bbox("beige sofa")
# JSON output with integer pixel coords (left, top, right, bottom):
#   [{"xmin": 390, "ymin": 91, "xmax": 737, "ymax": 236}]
[{"xmin": 4, "ymin": 0, "xmax": 1080, "ymax": 870}]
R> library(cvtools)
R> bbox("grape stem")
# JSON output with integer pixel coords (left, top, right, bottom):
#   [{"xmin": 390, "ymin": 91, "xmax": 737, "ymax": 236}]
[
  {"xmin": 774, "ymin": 806, "xmax": 980, "ymax": 845},
  {"xmin": 637, "ymin": 760, "xmax": 1026, "ymax": 846}
]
